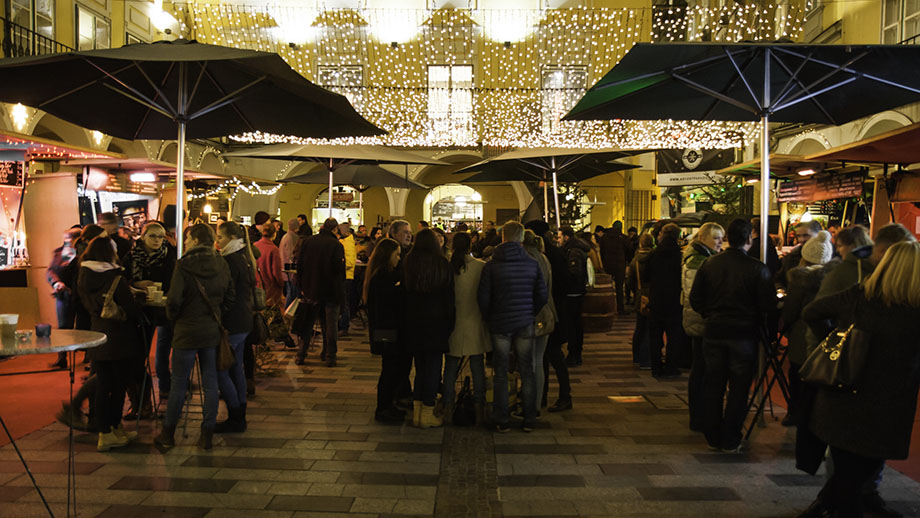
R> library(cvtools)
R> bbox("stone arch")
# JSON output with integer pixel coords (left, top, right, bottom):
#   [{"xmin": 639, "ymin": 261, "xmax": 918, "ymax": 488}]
[
  {"xmin": 31, "ymin": 113, "xmax": 90, "ymax": 148},
  {"xmin": 856, "ymin": 111, "xmax": 913, "ymax": 140},
  {"xmin": 784, "ymin": 133, "xmax": 830, "ymax": 155}
]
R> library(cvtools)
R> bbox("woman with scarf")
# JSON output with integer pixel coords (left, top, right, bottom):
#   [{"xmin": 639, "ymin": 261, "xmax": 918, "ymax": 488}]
[
  {"xmin": 214, "ymin": 222, "xmax": 254, "ymax": 433},
  {"xmin": 77, "ymin": 235, "xmax": 146, "ymax": 451},
  {"xmin": 125, "ymin": 221, "xmax": 176, "ymax": 417}
]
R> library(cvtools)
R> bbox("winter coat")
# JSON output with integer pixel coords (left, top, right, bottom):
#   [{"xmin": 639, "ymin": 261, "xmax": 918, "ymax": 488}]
[
  {"xmin": 777, "ymin": 244, "xmax": 803, "ymax": 287},
  {"xmin": 278, "ymin": 231, "xmax": 300, "ymax": 283},
  {"xmin": 110, "ymin": 233, "xmax": 133, "ymax": 264},
  {"xmin": 255, "ymin": 237, "xmax": 284, "ymax": 307},
  {"xmin": 448, "ymin": 255, "xmax": 491, "ymax": 356},
  {"xmin": 681, "ymin": 241, "xmax": 716, "ymax": 337},
  {"xmin": 689, "ymin": 247, "xmax": 776, "ymax": 340},
  {"xmin": 803, "ymin": 286, "xmax": 920, "ymax": 460},
  {"xmin": 599, "ymin": 230, "xmax": 628, "ymax": 278},
  {"xmin": 646, "ymin": 235, "xmax": 683, "ymax": 318},
  {"xmin": 781, "ymin": 265, "xmax": 826, "ymax": 365},
  {"xmin": 48, "ymin": 246, "xmax": 77, "ymax": 299},
  {"xmin": 166, "ymin": 246, "xmax": 234, "ymax": 350},
  {"xmin": 341, "ymin": 233, "xmax": 357, "ymax": 281},
  {"xmin": 562, "ymin": 237, "xmax": 590, "ymax": 296},
  {"xmin": 749, "ymin": 237, "xmax": 781, "ymax": 277},
  {"xmin": 478, "ymin": 242, "xmax": 547, "ymax": 335},
  {"xmin": 222, "ymin": 249, "xmax": 254, "ymax": 335},
  {"xmin": 366, "ymin": 269, "xmax": 405, "ymax": 355},
  {"xmin": 77, "ymin": 265, "xmax": 145, "ymax": 361},
  {"xmin": 815, "ymin": 245, "xmax": 874, "ymax": 300},
  {"xmin": 404, "ymin": 263, "xmax": 455, "ymax": 354},
  {"xmin": 297, "ymin": 229, "xmax": 345, "ymax": 305},
  {"xmin": 525, "ymin": 247, "xmax": 557, "ymax": 337},
  {"xmin": 124, "ymin": 243, "xmax": 177, "ymax": 326},
  {"xmin": 627, "ymin": 247, "xmax": 652, "ymax": 312}
]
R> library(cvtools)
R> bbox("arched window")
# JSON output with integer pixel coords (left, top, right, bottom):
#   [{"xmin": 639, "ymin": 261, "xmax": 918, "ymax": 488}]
[{"xmin": 423, "ymin": 184, "xmax": 482, "ymax": 229}]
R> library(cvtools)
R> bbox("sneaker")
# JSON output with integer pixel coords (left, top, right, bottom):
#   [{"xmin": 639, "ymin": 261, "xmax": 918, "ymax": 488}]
[
  {"xmin": 374, "ymin": 407, "xmax": 406, "ymax": 424},
  {"xmin": 522, "ymin": 422, "xmax": 536, "ymax": 433},
  {"xmin": 294, "ymin": 357, "xmax": 306, "ymax": 366},
  {"xmin": 722, "ymin": 444, "xmax": 744, "ymax": 454},
  {"xmin": 494, "ymin": 423, "xmax": 511, "ymax": 433},
  {"xmin": 325, "ymin": 357, "xmax": 337, "ymax": 367},
  {"xmin": 55, "ymin": 403, "xmax": 88, "ymax": 431},
  {"xmin": 97, "ymin": 431, "xmax": 130, "ymax": 452},
  {"xmin": 511, "ymin": 408, "xmax": 541, "ymax": 420}
]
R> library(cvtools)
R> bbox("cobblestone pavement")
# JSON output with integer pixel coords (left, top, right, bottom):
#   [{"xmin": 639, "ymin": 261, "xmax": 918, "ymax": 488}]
[{"xmin": 4, "ymin": 315, "xmax": 920, "ymax": 517}]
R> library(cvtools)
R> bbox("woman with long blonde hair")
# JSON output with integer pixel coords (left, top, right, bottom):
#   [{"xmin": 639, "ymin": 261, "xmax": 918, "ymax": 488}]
[{"xmin": 801, "ymin": 240, "xmax": 920, "ymax": 518}]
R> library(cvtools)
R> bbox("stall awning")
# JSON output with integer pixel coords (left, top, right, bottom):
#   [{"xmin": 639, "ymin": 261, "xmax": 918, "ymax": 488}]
[
  {"xmin": 0, "ymin": 130, "xmax": 123, "ymax": 161},
  {"xmin": 715, "ymin": 154, "xmax": 831, "ymax": 178},
  {"xmin": 805, "ymin": 122, "xmax": 920, "ymax": 165}
]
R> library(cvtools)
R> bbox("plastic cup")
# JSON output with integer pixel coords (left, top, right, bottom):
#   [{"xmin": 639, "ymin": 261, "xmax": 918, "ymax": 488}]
[{"xmin": 0, "ymin": 314, "xmax": 19, "ymax": 339}]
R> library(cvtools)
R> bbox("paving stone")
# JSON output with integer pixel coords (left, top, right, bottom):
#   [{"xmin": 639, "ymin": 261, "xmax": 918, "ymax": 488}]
[
  {"xmin": 97, "ymin": 504, "xmax": 210, "ymax": 518},
  {"xmin": 267, "ymin": 495, "xmax": 355, "ymax": 512},
  {"xmin": 109, "ymin": 476, "xmax": 237, "ymax": 493},
  {"xmin": 637, "ymin": 486, "xmax": 742, "ymax": 501}
]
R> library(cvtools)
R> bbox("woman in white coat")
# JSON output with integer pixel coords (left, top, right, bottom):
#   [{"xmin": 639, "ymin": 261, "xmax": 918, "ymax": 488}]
[{"xmin": 442, "ymin": 232, "xmax": 491, "ymax": 423}]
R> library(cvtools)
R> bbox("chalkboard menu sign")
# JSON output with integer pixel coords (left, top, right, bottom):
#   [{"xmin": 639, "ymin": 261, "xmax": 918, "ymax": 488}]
[
  {"xmin": 776, "ymin": 171, "xmax": 865, "ymax": 203},
  {"xmin": 0, "ymin": 161, "xmax": 24, "ymax": 187}
]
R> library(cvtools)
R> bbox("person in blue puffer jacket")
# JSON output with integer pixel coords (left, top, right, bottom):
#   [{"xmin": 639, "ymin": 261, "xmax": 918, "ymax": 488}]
[{"xmin": 478, "ymin": 221, "xmax": 547, "ymax": 432}]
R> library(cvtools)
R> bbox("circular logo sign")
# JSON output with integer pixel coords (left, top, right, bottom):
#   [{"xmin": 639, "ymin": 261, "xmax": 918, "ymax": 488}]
[{"xmin": 681, "ymin": 149, "xmax": 703, "ymax": 170}]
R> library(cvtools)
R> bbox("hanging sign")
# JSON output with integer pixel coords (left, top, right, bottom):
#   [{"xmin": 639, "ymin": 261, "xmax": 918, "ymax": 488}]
[
  {"xmin": 0, "ymin": 161, "xmax": 24, "ymax": 187},
  {"xmin": 332, "ymin": 192, "xmax": 354, "ymax": 202},
  {"xmin": 776, "ymin": 171, "xmax": 865, "ymax": 203}
]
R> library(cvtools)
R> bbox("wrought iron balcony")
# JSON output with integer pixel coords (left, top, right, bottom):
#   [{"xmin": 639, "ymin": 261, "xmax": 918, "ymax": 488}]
[{"xmin": 1, "ymin": 17, "xmax": 73, "ymax": 58}]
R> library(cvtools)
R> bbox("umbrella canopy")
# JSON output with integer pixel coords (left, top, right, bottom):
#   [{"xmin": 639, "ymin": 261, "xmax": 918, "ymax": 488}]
[
  {"xmin": 805, "ymin": 121, "xmax": 920, "ymax": 165},
  {"xmin": 459, "ymin": 159, "xmax": 638, "ymax": 184},
  {"xmin": 225, "ymin": 143, "xmax": 447, "ymax": 166},
  {"xmin": 280, "ymin": 164, "xmax": 428, "ymax": 190},
  {"xmin": 564, "ymin": 42, "xmax": 920, "ymax": 259},
  {"xmin": 0, "ymin": 39, "xmax": 383, "ymax": 140},
  {"xmin": 225, "ymin": 143, "xmax": 447, "ymax": 217},
  {"xmin": 454, "ymin": 147, "xmax": 645, "ymax": 227},
  {"xmin": 0, "ymin": 39, "xmax": 383, "ymax": 255}
]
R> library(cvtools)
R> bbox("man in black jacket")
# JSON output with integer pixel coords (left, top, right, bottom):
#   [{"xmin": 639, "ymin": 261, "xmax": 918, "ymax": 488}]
[
  {"xmin": 560, "ymin": 226, "xmax": 590, "ymax": 367},
  {"xmin": 646, "ymin": 223, "xmax": 684, "ymax": 378},
  {"xmin": 600, "ymin": 221, "xmax": 629, "ymax": 315},
  {"xmin": 295, "ymin": 218, "xmax": 346, "ymax": 367},
  {"xmin": 690, "ymin": 219, "xmax": 776, "ymax": 452}
]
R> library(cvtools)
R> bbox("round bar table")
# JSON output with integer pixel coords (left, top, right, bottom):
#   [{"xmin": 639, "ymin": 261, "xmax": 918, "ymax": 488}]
[{"xmin": 0, "ymin": 329, "xmax": 106, "ymax": 518}]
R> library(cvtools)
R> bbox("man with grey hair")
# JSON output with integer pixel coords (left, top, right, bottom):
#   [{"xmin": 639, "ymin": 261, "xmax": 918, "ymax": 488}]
[
  {"xmin": 279, "ymin": 217, "xmax": 301, "ymax": 309},
  {"xmin": 478, "ymin": 221, "xmax": 547, "ymax": 432},
  {"xmin": 387, "ymin": 219, "xmax": 412, "ymax": 256}
]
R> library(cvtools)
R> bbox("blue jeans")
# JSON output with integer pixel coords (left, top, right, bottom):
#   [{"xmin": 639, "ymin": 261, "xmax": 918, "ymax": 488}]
[
  {"xmin": 442, "ymin": 354, "xmax": 486, "ymax": 410},
  {"xmin": 155, "ymin": 325, "xmax": 173, "ymax": 394},
  {"xmin": 217, "ymin": 333, "xmax": 248, "ymax": 410},
  {"xmin": 532, "ymin": 334, "xmax": 549, "ymax": 410},
  {"xmin": 284, "ymin": 279, "xmax": 297, "ymax": 310},
  {"xmin": 164, "ymin": 347, "xmax": 219, "ymax": 429},
  {"xmin": 491, "ymin": 325, "xmax": 536, "ymax": 426}
]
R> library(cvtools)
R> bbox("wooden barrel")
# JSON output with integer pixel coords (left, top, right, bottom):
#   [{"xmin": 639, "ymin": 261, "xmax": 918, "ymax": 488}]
[{"xmin": 582, "ymin": 272, "xmax": 617, "ymax": 332}]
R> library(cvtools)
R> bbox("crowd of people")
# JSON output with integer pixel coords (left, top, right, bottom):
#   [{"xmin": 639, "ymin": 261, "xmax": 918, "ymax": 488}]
[{"xmin": 42, "ymin": 208, "xmax": 920, "ymax": 518}]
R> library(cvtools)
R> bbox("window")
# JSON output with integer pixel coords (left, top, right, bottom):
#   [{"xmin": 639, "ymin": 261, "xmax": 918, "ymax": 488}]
[
  {"xmin": 317, "ymin": 65, "xmax": 364, "ymax": 111},
  {"xmin": 35, "ymin": 0, "xmax": 54, "ymax": 40},
  {"xmin": 77, "ymin": 6, "xmax": 111, "ymax": 51},
  {"xmin": 11, "ymin": 0, "xmax": 31, "ymax": 29},
  {"xmin": 541, "ymin": 66, "xmax": 587, "ymax": 133},
  {"xmin": 882, "ymin": 0, "xmax": 920, "ymax": 43},
  {"xmin": 427, "ymin": 65, "xmax": 473, "ymax": 144},
  {"xmin": 126, "ymin": 33, "xmax": 145, "ymax": 45}
]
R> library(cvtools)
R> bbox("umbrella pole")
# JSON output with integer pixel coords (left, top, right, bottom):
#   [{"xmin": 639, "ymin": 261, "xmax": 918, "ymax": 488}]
[
  {"xmin": 176, "ymin": 119, "xmax": 187, "ymax": 257},
  {"xmin": 543, "ymin": 178, "xmax": 549, "ymax": 223},
  {"xmin": 329, "ymin": 159, "xmax": 334, "ymax": 219},
  {"xmin": 759, "ymin": 119, "xmax": 769, "ymax": 263},
  {"xmin": 552, "ymin": 170, "xmax": 561, "ymax": 229}
]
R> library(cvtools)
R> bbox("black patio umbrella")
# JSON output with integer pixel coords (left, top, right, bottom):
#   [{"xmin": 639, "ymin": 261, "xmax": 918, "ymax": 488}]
[
  {"xmin": 0, "ymin": 39, "xmax": 384, "ymax": 254},
  {"xmin": 280, "ymin": 164, "xmax": 428, "ymax": 190},
  {"xmin": 224, "ymin": 143, "xmax": 447, "ymax": 217},
  {"xmin": 454, "ymin": 147, "xmax": 644, "ymax": 227},
  {"xmin": 564, "ymin": 42, "xmax": 920, "ymax": 259}
]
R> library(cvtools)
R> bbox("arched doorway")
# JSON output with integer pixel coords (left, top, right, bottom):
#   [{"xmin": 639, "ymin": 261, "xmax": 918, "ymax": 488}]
[{"xmin": 423, "ymin": 184, "xmax": 483, "ymax": 230}]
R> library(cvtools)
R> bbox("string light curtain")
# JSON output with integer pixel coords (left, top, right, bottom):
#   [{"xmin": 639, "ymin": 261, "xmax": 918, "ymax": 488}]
[{"xmin": 171, "ymin": 3, "xmax": 807, "ymax": 149}]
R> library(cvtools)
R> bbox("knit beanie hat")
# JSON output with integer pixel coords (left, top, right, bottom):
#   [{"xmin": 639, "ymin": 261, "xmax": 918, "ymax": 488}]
[{"xmin": 802, "ymin": 230, "xmax": 833, "ymax": 265}]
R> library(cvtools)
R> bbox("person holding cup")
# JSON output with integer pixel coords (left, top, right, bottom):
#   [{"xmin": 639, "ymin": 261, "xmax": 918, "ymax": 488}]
[{"xmin": 124, "ymin": 221, "xmax": 177, "ymax": 417}]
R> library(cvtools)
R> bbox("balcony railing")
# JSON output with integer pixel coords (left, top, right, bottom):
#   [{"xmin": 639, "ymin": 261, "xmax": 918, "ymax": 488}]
[
  {"xmin": 1, "ymin": 17, "xmax": 73, "ymax": 58},
  {"xmin": 901, "ymin": 34, "xmax": 920, "ymax": 45}
]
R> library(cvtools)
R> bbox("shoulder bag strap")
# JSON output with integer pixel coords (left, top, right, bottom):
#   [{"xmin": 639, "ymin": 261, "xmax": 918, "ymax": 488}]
[
  {"xmin": 193, "ymin": 277, "xmax": 224, "ymax": 329},
  {"xmin": 857, "ymin": 259, "xmax": 863, "ymax": 283},
  {"xmin": 104, "ymin": 276, "xmax": 121, "ymax": 305}
]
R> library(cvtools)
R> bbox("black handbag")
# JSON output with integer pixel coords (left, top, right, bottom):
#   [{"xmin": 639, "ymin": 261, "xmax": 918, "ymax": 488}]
[
  {"xmin": 799, "ymin": 319, "xmax": 870, "ymax": 392},
  {"xmin": 250, "ymin": 312, "xmax": 270, "ymax": 344},
  {"xmin": 452, "ymin": 375, "xmax": 477, "ymax": 427}
]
